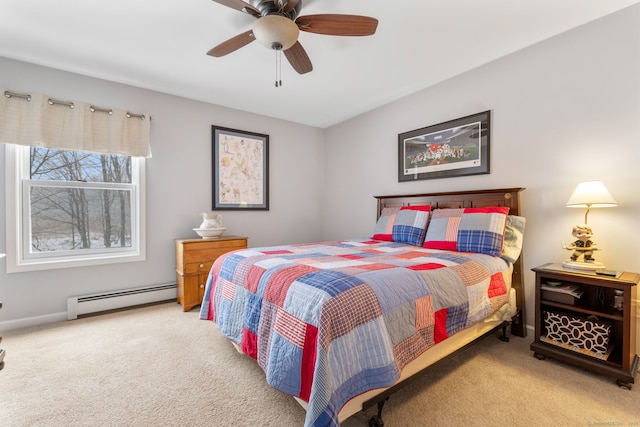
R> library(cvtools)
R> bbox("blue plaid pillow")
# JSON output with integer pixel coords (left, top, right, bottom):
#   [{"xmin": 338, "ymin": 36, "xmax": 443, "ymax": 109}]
[
  {"xmin": 392, "ymin": 208, "xmax": 430, "ymax": 246},
  {"xmin": 423, "ymin": 207, "xmax": 509, "ymax": 256},
  {"xmin": 372, "ymin": 207, "xmax": 400, "ymax": 241}
]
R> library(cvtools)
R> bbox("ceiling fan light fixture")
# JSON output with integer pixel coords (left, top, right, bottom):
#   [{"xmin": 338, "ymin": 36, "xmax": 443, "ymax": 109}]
[{"xmin": 252, "ymin": 15, "xmax": 299, "ymax": 51}]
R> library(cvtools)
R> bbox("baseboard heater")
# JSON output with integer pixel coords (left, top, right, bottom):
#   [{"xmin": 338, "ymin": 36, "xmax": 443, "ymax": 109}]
[{"xmin": 67, "ymin": 283, "xmax": 176, "ymax": 320}]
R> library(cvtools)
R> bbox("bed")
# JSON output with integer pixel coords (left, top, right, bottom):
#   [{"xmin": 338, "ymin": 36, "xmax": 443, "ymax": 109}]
[{"xmin": 200, "ymin": 188, "xmax": 526, "ymax": 426}]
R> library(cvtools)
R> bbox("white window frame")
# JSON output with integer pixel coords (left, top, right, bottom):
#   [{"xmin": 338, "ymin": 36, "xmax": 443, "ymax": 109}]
[{"xmin": 5, "ymin": 144, "xmax": 146, "ymax": 273}]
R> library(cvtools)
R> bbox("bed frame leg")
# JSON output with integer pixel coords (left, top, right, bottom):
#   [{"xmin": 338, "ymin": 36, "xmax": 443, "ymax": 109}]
[
  {"xmin": 368, "ymin": 397, "xmax": 389, "ymax": 427},
  {"xmin": 499, "ymin": 322, "xmax": 510, "ymax": 342}
]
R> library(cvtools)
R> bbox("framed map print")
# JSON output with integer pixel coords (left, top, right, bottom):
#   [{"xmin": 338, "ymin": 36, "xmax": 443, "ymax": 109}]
[{"xmin": 212, "ymin": 126, "xmax": 269, "ymax": 210}]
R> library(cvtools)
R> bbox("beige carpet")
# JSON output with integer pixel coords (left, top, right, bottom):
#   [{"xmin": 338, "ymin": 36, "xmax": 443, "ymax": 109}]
[{"xmin": 1, "ymin": 302, "xmax": 638, "ymax": 427}]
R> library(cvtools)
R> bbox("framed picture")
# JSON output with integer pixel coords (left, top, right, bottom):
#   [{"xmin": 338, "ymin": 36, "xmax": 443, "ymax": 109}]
[
  {"xmin": 212, "ymin": 125, "xmax": 269, "ymax": 210},
  {"xmin": 398, "ymin": 110, "xmax": 491, "ymax": 182}
]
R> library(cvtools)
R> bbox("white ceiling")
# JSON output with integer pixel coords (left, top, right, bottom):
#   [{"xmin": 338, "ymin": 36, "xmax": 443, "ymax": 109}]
[{"xmin": 1, "ymin": 0, "xmax": 637, "ymax": 128}]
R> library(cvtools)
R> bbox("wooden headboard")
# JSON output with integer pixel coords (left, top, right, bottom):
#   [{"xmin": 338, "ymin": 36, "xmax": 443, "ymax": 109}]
[{"xmin": 374, "ymin": 188, "xmax": 526, "ymax": 337}]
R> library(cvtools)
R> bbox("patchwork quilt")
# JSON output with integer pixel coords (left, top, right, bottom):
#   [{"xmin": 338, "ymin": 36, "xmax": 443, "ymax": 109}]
[{"xmin": 200, "ymin": 239, "xmax": 512, "ymax": 427}]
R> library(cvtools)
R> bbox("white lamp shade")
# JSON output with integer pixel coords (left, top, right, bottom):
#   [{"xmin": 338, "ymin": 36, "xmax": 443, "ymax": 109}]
[
  {"xmin": 252, "ymin": 15, "xmax": 300, "ymax": 50},
  {"xmin": 566, "ymin": 181, "xmax": 617, "ymax": 208}
]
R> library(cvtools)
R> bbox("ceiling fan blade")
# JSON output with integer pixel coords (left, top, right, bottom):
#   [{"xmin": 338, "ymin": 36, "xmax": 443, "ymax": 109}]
[
  {"xmin": 284, "ymin": 41, "xmax": 313, "ymax": 74},
  {"xmin": 296, "ymin": 14, "xmax": 378, "ymax": 36},
  {"xmin": 211, "ymin": 0, "xmax": 260, "ymax": 18},
  {"xmin": 207, "ymin": 30, "xmax": 255, "ymax": 57}
]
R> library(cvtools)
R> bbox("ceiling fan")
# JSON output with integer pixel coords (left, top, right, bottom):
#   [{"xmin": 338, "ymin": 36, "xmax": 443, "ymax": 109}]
[{"xmin": 207, "ymin": 0, "xmax": 378, "ymax": 78}]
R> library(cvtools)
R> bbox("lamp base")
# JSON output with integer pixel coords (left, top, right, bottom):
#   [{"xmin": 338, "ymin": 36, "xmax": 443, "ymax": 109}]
[{"xmin": 562, "ymin": 259, "xmax": 606, "ymax": 271}]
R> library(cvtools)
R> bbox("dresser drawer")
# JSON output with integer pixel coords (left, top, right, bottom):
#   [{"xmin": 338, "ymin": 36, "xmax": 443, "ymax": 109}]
[
  {"xmin": 184, "ymin": 260, "xmax": 214, "ymax": 274},
  {"xmin": 182, "ymin": 245, "xmax": 244, "ymax": 263}
]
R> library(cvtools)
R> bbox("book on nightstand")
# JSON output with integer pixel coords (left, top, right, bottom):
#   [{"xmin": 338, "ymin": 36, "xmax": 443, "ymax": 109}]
[{"xmin": 540, "ymin": 283, "xmax": 584, "ymax": 305}]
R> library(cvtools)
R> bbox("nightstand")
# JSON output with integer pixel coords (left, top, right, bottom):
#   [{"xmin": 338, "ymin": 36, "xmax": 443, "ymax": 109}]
[
  {"xmin": 531, "ymin": 263, "xmax": 639, "ymax": 389},
  {"xmin": 175, "ymin": 236, "xmax": 248, "ymax": 311}
]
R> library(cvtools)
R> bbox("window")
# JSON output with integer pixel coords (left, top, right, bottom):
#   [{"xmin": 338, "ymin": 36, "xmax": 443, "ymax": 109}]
[{"xmin": 6, "ymin": 144, "xmax": 146, "ymax": 272}]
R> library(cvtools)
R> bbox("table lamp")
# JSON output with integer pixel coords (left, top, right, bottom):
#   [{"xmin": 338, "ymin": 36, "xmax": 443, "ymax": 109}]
[{"xmin": 562, "ymin": 181, "xmax": 617, "ymax": 270}]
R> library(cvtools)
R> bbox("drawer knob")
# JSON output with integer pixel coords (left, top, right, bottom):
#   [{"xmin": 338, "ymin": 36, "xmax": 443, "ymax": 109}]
[
  {"xmin": 199, "ymin": 263, "xmax": 204, "ymax": 268},
  {"xmin": 200, "ymin": 284, "xmax": 204, "ymax": 288}
]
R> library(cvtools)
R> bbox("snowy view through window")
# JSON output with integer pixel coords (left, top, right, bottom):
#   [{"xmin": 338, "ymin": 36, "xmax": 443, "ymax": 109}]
[{"xmin": 29, "ymin": 147, "xmax": 133, "ymax": 253}]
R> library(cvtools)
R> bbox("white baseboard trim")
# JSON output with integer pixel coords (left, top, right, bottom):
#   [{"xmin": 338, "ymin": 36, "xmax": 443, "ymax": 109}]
[
  {"xmin": 526, "ymin": 324, "xmax": 534, "ymax": 335},
  {"xmin": 1, "ymin": 282, "xmax": 178, "ymax": 331},
  {"xmin": 0, "ymin": 312, "xmax": 67, "ymax": 331}
]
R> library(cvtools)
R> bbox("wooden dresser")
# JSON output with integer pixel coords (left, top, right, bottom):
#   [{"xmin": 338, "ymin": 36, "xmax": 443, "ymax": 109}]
[{"xmin": 175, "ymin": 236, "xmax": 248, "ymax": 312}]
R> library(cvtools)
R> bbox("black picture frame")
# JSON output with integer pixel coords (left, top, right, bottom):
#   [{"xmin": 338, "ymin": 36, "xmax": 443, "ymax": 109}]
[
  {"xmin": 398, "ymin": 110, "xmax": 491, "ymax": 182},
  {"xmin": 212, "ymin": 125, "xmax": 269, "ymax": 210}
]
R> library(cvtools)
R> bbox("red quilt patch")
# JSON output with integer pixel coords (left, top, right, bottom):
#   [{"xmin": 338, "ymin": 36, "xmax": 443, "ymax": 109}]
[
  {"xmin": 488, "ymin": 272, "xmax": 507, "ymax": 297},
  {"xmin": 299, "ymin": 323, "xmax": 318, "ymax": 402},
  {"xmin": 408, "ymin": 263, "xmax": 446, "ymax": 271},
  {"xmin": 264, "ymin": 264, "xmax": 318, "ymax": 306},
  {"xmin": 434, "ymin": 308, "xmax": 449, "ymax": 343},
  {"xmin": 241, "ymin": 328, "xmax": 258, "ymax": 360}
]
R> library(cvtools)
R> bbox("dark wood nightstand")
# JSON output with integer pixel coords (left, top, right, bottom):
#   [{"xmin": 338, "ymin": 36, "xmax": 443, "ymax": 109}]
[{"xmin": 531, "ymin": 263, "xmax": 639, "ymax": 389}]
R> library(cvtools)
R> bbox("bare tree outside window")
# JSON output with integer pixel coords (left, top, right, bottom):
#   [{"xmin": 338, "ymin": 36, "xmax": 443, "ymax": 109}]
[{"xmin": 29, "ymin": 148, "xmax": 133, "ymax": 253}]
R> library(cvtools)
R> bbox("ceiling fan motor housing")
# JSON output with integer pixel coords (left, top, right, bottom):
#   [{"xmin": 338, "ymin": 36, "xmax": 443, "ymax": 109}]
[{"xmin": 249, "ymin": 0, "xmax": 301, "ymax": 20}]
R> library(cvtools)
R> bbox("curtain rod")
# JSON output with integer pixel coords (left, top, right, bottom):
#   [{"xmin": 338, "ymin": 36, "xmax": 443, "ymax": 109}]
[
  {"xmin": 90, "ymin": 105, "xmax": 113, "ymax": 115},
  {"xmin": 48, "ymin": 98, "xmax": 75, "ymax": 109},
  {"xmin": 4, "ymin": 89, "xmax": 150, "ymax": 120},
  {"xmin": 4, "ymin": 90, "xmax": 31, "ymax": 101},
  {"xmin": 126, "ymin": 112, "xmax": 146, "ymax": 120}
]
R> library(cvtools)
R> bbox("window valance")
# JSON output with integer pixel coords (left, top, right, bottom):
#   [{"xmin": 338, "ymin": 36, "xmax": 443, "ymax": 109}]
[{"xmin": 1, "ymin": 88, "xmax": 152, "ymax": 158}]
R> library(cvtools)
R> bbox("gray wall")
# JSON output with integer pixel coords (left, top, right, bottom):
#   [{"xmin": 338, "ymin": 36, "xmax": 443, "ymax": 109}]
[
  {"xmin": 0, "ymin": 60, "xmax": 325, "ymax": 327},
  {"xmin": 322, "ymin": 5, "xmax": 640, "ymax": 328}
]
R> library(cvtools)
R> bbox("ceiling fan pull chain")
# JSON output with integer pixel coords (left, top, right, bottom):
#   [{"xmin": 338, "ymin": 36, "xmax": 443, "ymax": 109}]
[
  {"xmin": 275, "ymin": 49, "xmax": 283, "ymax": 87},
  {"xmin": 279, "ymin": 50, "xmax": 283, "ymax": 87}
]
